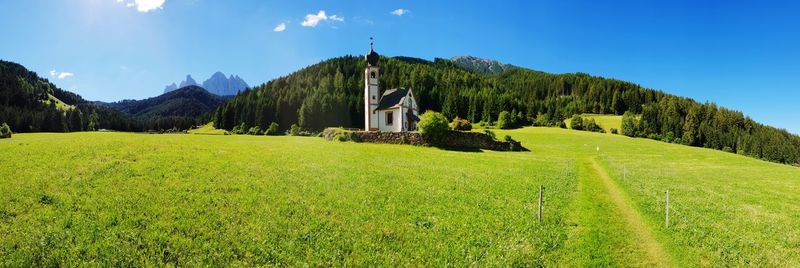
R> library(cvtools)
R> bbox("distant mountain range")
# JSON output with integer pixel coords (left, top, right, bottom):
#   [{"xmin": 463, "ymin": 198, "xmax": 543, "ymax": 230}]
[
  {"xmin": 163, "ymin": 72, "xmax": 249, "ymax": 96},
  {"xmin": 450, "ymin": 55, "xmax": 517, "ymax": 75},
  {"xmin": 104, "ymin": 86, "xmax": 230, "ymax": 119}
]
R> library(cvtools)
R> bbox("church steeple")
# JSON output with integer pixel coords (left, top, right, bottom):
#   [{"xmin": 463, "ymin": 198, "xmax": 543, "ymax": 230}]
[
  {"xmin": 364, "ymin": 37, "xmax": 380, "ymax": 131},
  {"xmin": 365, "ymin": 37, "xmax": 380, "ymax": 66}
]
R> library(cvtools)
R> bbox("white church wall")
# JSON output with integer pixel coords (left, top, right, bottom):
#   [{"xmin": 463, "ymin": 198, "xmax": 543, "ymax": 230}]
[{"xmin": 377, "ymin": 109, "xmax": 402, "ymax": 132}]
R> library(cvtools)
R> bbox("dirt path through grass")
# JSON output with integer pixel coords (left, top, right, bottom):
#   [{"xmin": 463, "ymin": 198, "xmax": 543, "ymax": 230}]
[{"xmin": 589, "ymin": 158, "xmax": 674, "ymax": 267}]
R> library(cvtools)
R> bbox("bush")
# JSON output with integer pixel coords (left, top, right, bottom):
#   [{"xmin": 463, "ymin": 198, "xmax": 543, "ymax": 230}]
[
  {"xmin": 247, "ymin": 126, "xmax": 263, "ymax": 135},
  {"xmin": 584, "ymin": 118, "xmax": 604, "ymax": 133},
  {"xmin": 662, "ymin": 131, "xmax": 675, "ymax": 143},
  {"xmin": 450, "ymin": 117, "xmax": 472, "ymax": 131},
  {"xmin": 610, "ymin": 128, "xmax": 618, "ymax": 134},
  {"xmin": 0, "ymin": 123, "xmax": 12, "ymax": 139},
  {"xmin": 532, "ymin": 113, "xmax": 554, "ymax": 127},
  {"xmin": 621, "ymin": 111, "xmax": 638, "ymax": 137},
  {"xmin": 497, "ymin": 111, "xmax": 513, "ymax": 129},
  {"xmin": 287, "ymin": 124, "xmax": 301, "ymax": 136},
  {"xmin": 483, "ymin": 129, "xmax": 497, "ymax": 140},
  {"xmin": 418, "ymin": 111, "xmax": 449, "ymax": 141},
  {"xmin": 231, "ymin": 122, "xmax": 247, "ymax": 134},
  {"xmin": 570, "ymin": 115, "xmax": 584, "ymax": 130},
  {"xmin": 264, "ymin": 122, "xmax": 279, "ymax": 135},
  {"xmin": 323, "ymin": 128, "xmax": 360, "ymax": 142},
  {"xmin": 558, "ymin": 121, "xmax": 567, "ymax": 129}
]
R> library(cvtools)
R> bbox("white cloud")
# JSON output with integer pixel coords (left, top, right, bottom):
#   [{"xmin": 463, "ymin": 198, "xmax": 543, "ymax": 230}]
[
  {"xmin": 301, "ymin": 10, "xmax": 343, "ymax": 27},
  {"xmin": 58, "ymin": 72, "xmax": 74, "ymax": 79},
  {"xmin": 49, "ymin": 70, "xmax": 74, "ymax": 80},
  {"xmin": 273, "ymin": 22, "xmax": 287, "ymax": 32},
  {"xmin": 120, "ymin": 0, "xmax": 165, "ymax": 13},
  {"xmin": 391, "ymin": 9, "xmax": 409, "ymax": 16},
  {"xmin": 302, "ymin": 11, "xmax": 327, "ymax": 27},
  {"xmin": 136, "ymin": 0, "xmax": 165, "ymax": 12}
]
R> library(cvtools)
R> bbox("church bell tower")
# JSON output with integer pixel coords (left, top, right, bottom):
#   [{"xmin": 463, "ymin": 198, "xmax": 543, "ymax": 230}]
[{"xmin": 364, "ymin": 38, "xmax": 380, "ymax": 131}]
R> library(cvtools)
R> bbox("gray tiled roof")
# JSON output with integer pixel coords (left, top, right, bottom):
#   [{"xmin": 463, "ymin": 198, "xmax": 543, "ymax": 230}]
[{"xmin": 376, "ymin": 87, "xmax": 409, "ymax": 110}]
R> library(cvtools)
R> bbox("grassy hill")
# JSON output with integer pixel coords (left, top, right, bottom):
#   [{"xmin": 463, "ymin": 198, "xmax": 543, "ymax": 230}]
[
  {"xmin": 1, "ymin": 128, "xmax": 798, "ymax": 266},
  {"xmin": 187, "ymin": 122, "xmax": 229, "ymax": 135},
  {"xmin": 214, "ymin": 56, "xmax": 800, "ymax": 165},
  {"xmin": 563, "ymin": 114, "xmax": 623, "ymax": 133},
  {"xmin": 44, "ymin": 94, "xmax": 75, "ymax": 111}
]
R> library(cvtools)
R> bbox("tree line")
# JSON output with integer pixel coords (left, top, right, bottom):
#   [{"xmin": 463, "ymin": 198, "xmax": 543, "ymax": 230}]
[
  {"xmin": 0, "ymin": 60, "xmax": 211, "ymax": 133},
  {"xmin": 213, "ymin": 55, "xmax": 800, "ymax": 165},
  {"xmin": 620, "ymin": 98, "xmax": 800, "ymax": 164}
]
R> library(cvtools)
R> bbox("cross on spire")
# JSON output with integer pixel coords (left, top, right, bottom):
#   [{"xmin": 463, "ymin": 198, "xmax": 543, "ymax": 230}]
[{"xmin": 370, "ymin": 37, "xmax": 374, "ymax": 50}]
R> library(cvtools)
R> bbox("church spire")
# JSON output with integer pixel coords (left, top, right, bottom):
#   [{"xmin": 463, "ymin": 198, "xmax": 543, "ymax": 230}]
[{"xmin": 365, "ymin": 37, "xmax": 380, "ymax": 66}]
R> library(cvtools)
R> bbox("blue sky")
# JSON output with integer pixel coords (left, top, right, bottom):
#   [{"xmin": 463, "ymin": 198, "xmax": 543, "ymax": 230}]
[{"xmin": 1, "ymin": 0, "xmax": 799, "ymax": 133}]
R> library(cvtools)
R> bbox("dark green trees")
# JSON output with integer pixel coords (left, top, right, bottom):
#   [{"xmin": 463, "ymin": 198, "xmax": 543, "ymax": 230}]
[
  {"xmin": 208, "ymin": 55, "xmax": 800, "ymax": 165},
  {"xmin": 212, "ymin": 56, "xmax": 664, "ymax": 133}
]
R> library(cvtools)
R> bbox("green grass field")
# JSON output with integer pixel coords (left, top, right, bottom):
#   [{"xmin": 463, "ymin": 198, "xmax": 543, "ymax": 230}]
[
  {"xmin": 188, "ymin": 123, "xmax": 229, "ymax": 135},
  {"xmin": 1, "ymin": 127, "xmax": 798, "ymax": 266},
  {"xmin": 563, "ymin": 114, "xmax": 622, "ymax": 133}
]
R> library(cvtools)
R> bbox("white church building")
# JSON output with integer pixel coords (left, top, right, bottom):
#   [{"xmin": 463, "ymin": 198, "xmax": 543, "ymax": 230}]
[{"xmin": 363, "ymin": 41, "xmax": 420, "ymax": 132}]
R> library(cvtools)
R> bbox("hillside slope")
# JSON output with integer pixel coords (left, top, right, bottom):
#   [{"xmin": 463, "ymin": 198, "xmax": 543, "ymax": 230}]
[
  {"xmin": 0, "ymin": 60, "xmax": 220, "ymax": 132},
  {"xmin": 214, "ymin": 55, "xmax": 800, "ymax": 165},
  {"xmin": 0, "ymin": 60, "xmax": 139, "ymax": 132},
  {"xmin": 105, "ymin": 86, "xmax": 228, "ymax": 119}
]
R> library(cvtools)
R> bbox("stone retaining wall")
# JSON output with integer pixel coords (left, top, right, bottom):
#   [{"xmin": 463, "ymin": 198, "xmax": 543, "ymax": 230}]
[{"xmin": 324, "ymin": 128, "xmax": 526, "ymax": 151}]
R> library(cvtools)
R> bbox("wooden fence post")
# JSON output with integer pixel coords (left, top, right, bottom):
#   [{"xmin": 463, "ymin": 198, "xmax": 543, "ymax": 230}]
[
  {"xmin": 665, "ymin": 191, "xmax": 670, "ymax": 229},
  {"xmin": 623, "ymin": 165, "xmax": 627, "ymax": 181},
  {"xmin": 538, "ymin": 185, "xmax": 543, "ymax": 224}
]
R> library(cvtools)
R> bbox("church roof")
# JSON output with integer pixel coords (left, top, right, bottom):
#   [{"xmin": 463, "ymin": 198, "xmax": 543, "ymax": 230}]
[
  {"xmin": 365, "ymin": 48, "xmax": 379, "ymax": 66},
  {"xmin": 376, "ymin": 87, "xmax": 410, "ymax": 110}
]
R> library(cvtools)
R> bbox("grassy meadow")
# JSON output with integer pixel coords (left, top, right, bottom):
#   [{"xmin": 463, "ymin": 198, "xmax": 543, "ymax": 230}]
[
  {"xmin": 1, "ymin": 127, "xmax": 798, "ymax": 266},
  {"xmin": 187, "ymin": 122, "xmax": 229, "ymax": 135},
  {"xmin": 563, "ymin": 114, "xmax": 622, "ymax": 133}
]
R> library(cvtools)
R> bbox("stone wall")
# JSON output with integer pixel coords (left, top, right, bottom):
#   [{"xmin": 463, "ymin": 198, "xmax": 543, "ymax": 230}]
[
  {"xmin": 351, "ymin": 131, "xmax": 427, "ymax": 145},
  {"xmin": 324, "ymin": 128, "xmax": 526, "ymax": 151},
  {"xmin": 435, "ymin": 130, "xmax": 525, "ymax": 151}
]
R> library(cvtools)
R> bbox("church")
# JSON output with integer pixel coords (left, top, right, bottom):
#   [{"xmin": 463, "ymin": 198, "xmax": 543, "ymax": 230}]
[{"xmin": 363, "ymin": 41, "xmax": 420, "ymax": 132}]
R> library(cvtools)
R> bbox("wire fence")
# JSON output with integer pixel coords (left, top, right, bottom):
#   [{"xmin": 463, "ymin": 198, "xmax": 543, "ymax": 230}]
[{"xmin": 599, "ymin": 154, "xmax": 769, "ymax": 263}]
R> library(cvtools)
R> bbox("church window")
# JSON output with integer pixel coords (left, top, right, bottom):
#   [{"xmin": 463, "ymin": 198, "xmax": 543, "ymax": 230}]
[
  {"xmin": 386, "ymin": 111, "xmax": 393, "ymax": 125},
  {"xmin": 370, "ymin": 71, "xmax": 376, "ymax": 79}
]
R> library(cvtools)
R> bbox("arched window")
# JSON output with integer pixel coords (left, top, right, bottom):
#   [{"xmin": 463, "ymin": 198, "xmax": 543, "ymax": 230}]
[{"xmin": 370, "ymin": 71, "xmax": 376, "ymax": 79}]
